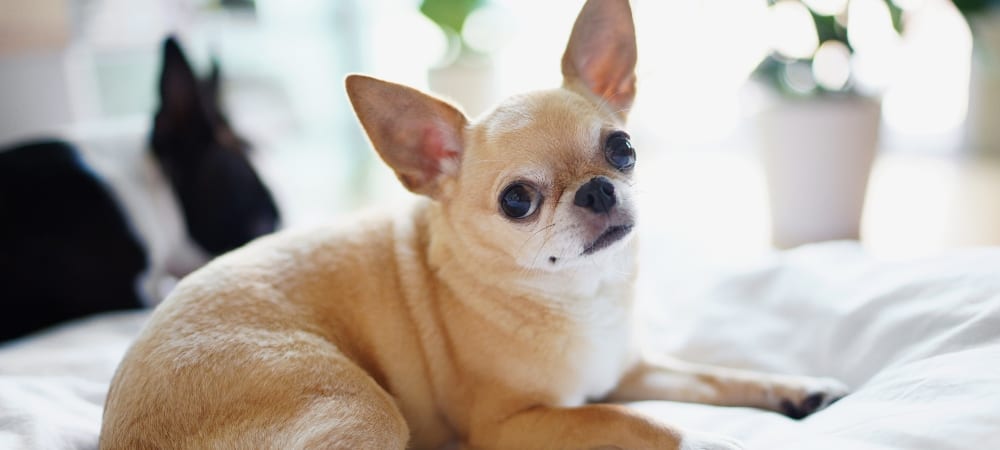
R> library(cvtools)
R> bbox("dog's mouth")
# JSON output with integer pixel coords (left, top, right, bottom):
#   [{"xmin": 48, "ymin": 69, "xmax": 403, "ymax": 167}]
[{"xmin": 581, "ymin": 224, "xmax": 634, "ymax": 256}]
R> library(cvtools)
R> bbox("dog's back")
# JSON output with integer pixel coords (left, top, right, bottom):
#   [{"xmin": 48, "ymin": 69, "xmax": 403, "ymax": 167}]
[{"xmin": 0, "ymin": 140, "xmax": 147, "ymax": 340}]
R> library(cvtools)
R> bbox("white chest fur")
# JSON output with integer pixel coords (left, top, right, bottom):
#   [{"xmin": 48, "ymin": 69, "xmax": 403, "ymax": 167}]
[
  {"xmin": 569, "ymin": 308, "xmax": 633, "ymax": 405},
  {"xmin": 556, "ymin": 276, "xmax": 636, "ymax": 407},
  {"xmin": 74, "ymin": 132, "xmax": 207, "ymax": 305}
]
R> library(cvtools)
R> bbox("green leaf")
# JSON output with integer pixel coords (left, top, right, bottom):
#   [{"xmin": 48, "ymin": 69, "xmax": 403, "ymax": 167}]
[{"xmin": 419, "ymin": 0, "xmax": 487, "ymax": 34}]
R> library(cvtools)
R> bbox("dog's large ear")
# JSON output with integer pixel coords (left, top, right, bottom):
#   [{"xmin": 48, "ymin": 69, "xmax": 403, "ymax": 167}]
[
  {"xmin": 346, "ymin": 74, "xmax": 467, "ymax": 198},
  {"xmin": 156, "ymin": 36, "xmax": 209, "ymax": 136},
  {"xmin": 561, "ymin": 0, "xmax": 637, "ymax": 120},
  {"xmin": 204, "ymin": 57, "xmax": 222, "ymax": 106}
]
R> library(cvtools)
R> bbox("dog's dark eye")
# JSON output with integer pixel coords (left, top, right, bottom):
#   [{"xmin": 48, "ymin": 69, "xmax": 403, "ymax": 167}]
[
  {"xmin": 605, "ymin": 132, "xmax": 635, "ymax": 170},
  {"xmin": 499, "ymin": 183, "xmax": 539, "ymax": 219}
]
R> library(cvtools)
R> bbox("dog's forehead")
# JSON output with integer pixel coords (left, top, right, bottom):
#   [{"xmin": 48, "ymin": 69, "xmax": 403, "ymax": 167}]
[{"xmin": 471, "ymin": 89, "xmax": 608, "ymax": 162}]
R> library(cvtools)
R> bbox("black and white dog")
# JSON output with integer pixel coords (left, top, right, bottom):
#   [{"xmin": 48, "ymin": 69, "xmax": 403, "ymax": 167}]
[{"xmin": 0, "ymin": 37, "xmax": 280, "ymax": 342}]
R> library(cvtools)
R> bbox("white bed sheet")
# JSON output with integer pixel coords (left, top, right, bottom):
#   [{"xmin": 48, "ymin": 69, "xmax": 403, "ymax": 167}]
[
  {"xmin": 636, "ymin": 242, "xmax": 1000, "ymax": 449},
  {"xmin": 1, "ymin": 242, "xmax": 998, "ymax": 449}
]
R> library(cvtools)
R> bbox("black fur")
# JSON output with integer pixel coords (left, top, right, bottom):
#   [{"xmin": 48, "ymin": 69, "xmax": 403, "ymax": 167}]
[
  {"xmin": 780, "ymin": 392, "xmax": 842, "ymax": 420},
  {"xmin": 153, "ymin": 37, "xmax": 280, "ymax": 254},
  {"xmin": 0, "ymin": 141, "xmax": 147, "ymax": 341},
  {"xmin": 0, "ymin": 37, "xmax": 279, "ymax": 342}
]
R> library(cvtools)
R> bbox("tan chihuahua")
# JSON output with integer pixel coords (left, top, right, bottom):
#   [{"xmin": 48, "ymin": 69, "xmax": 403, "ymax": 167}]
[{"xmin": 100, "ymin": 1, "xmax": 847, "ymax": 448}]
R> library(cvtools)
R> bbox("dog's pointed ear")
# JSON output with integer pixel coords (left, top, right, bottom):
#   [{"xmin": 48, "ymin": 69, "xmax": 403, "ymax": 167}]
[
  {"xmin": 346, "ymin": 74, "xmax": 468, "ymax": 198},
  {"xmin": 561, "ymin": 0, "xmax": 637, "ymax": 120},
  {"xmin": 206, "ymin": 57, "xmax": 222, "ymax": 103},
  {"xmin": 157, "ymin": 36, "xmax": 206, "ymax": 133}
]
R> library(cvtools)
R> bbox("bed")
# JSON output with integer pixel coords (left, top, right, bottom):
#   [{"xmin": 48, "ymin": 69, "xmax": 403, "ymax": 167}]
[{"xmin": 2, "ymin": 241, "xmax": 999, "ymax": 449}]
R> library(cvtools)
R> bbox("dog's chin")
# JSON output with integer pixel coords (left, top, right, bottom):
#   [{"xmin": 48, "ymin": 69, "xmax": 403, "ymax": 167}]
[{"xmin": 581, "ymin": 223, "xmax": 635, "ymax": 256}]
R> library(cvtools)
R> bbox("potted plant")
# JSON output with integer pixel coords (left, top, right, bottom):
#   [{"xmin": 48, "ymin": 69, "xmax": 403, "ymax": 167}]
[
  {"xmin": 751, "ymin": 0, "xmax": 902, "ymax": 249},
  {"xmin": 419, "ymin": 0, "xmax": 498, "ymax": 117},
  {"xmin": 955, "ymin": 0, "xmax": 1000, "ymax": 156}
]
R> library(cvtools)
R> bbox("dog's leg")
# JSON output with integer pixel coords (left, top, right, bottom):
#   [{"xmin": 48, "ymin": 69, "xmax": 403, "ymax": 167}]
[
  {"xmin": 267, "ymin": 366, "xmax": 412, "ymax": 450},
  {"xmin": 467, "ymin": 403, "xmax": 742, "ymax": 450},
  {"xmin": 102, "ymin": 326, "xmax": 411, "ymax": 450},
  {"xmin": 607, "ymin": 357, "xmax": 849, "ymax": 419}
]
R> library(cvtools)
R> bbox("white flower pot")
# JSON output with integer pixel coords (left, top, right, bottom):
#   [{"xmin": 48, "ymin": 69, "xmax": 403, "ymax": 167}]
[
  {"xmin": 966, "ymin": 12, "xmax": 1000, "ymax": 157},
  {"xmin": 756, "ymin": 96, "xmax": 881, "ymax": 249},
  {"xmin": 427, "ymin": 52, "xmax": 497, "ymax": 119}
]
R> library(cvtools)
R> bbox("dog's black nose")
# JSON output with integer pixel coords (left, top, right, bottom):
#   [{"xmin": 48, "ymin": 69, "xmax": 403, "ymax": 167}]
[{"xmin": 574, "ymin": 177, "xmax": 616, "ymax": 214}]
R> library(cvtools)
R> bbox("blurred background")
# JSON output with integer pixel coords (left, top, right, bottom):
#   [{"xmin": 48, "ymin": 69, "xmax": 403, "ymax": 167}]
[{"xmin": 1, "ymin": 0, "xmax": 997, "ymax": 269}]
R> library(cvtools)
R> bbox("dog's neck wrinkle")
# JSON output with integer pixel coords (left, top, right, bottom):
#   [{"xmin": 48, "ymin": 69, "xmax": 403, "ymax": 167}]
[{"xmin": 384, "ymin": 210, "xmax": 467, "ymax": 442}]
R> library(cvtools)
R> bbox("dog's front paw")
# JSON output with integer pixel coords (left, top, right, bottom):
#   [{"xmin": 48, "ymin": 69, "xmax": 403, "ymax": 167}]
[
  {"xmin": 679, "ymin": 431, "xmax": 744, "ymax": 450},
  {"xmin": 775, "ymin": 376, "xmax": 849, "ymax": 420}
]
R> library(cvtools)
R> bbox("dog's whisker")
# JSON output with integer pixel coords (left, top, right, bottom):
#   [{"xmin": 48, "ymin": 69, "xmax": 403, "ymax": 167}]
[
  {"xmin": 528, "ymin": 225, "xmax": 559, "ymax": 270},
  {"xmin": 516, "ymin": 222, "xmax": 557, "ymax": 258},
  {"xmin": 517, "ymin": 223, "xmax": 559, "ymax": 277}
]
